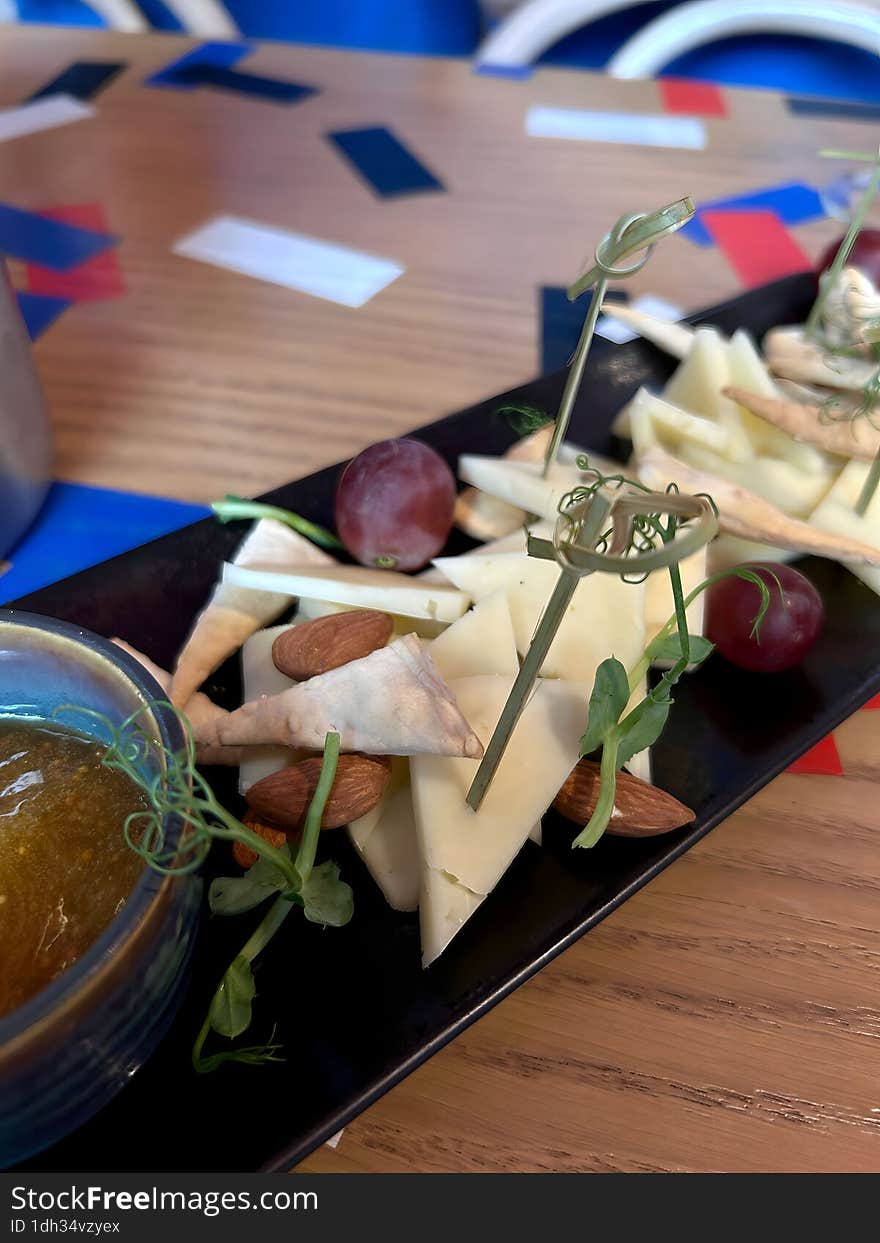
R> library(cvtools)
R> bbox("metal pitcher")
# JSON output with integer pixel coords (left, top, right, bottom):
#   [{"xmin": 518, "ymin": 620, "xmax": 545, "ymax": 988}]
[{"xmin": 0, "ymin": 262, "xmax": 52, "ymax": 559}]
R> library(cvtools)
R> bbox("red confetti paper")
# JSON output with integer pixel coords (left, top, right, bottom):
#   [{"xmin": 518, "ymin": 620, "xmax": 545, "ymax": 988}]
[
  {"xmin": 701, "ymin": 208, "xmax": 812, "ymax": 288},
  {"xmin": 863, "ymin": 693, "xmax": 880, "ymax": 709},
  {"xmin": 26, "ymin": 204, "xmax": 124, "ymax": 303},
  {"xmin": 786, "ymin": 734, "xmax": 843, "ymax": 776},
  {"xmin": 660, "ymin": 78, "xmax": 727, "ymax": 117}
]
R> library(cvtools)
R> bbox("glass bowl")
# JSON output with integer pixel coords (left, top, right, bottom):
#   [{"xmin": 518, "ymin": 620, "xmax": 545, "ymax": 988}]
[{"xmin": 0, "ymin": 610, "xmax": 201, "ymax": 1167}]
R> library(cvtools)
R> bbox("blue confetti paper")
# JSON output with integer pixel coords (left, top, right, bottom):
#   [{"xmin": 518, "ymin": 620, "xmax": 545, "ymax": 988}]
[
  {"xmin": 174, "ymin": 63, "xmax": 317, "ymax": 105},
  {"xmin": 15, "ymin": 291, "xmax": 71, "ymax": 340},
  {"xmin": 540, "ymin": 285, "xmax": 628, "ymax": 375},
  {"xmin": 0, "ymin": 203, "xmax": 118, "ymax": 271},
  {"xmin": 27, "ymin": 61, "xmax": 126, "ymax": 103},
  {"xmin": 146, "ymin": 41, "xmax": 251, "ymax": 89},
  {"xmin": 681, "ymin": 182, "xmax": 826, "ymax": 247},
  {"xmin": 328, "ymin": 126, "xmax": 444, "ymax": 198},
  {"xmin": 787, "ymin": 97, "xmax": 880, "ymax": 122}
]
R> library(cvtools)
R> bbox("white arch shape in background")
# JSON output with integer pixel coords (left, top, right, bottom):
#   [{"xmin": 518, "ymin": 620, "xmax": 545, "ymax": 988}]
[
  {"xmin": 157, "ymin": 0, "xmax": 239, "ymax": 38},
  {"xmin": 476, "ymin": 0, "xmax": 637, "ymax": 69},
  {"xmin": 78, "ymin": 0, "xmax": 148, "ymax": 31},
  {"xmin": 608, "ymin": 0, "xmax": 880, "ymax": 78},
  {"xmin": 475, "ymin": 0, "xmax": 880, "ymax": 73},
  {"xmin": 12, "ymin": 0, "xmax": 241, "ymax": 36}
]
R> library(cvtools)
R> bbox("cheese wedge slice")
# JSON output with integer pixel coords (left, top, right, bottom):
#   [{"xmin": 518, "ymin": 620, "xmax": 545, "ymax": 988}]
[
  {"xmin": 727, "ymin": 330, "xmax": 834, "ymax": 477},
  {"xmin": 432, "ymin": 548, "xmax": 645, "ymax": 685},
  {"xmin": 348, "ymin": 758, "xmax": 419, "ymax": 912},
  {"xmin": 412, "ymin": 674, "xmax": 589, "ymax": 966},
  {"xmin": 429, "ymin": 590, "xmax": 519, "ymax": 681},
  {"xmin": 170, "ymin": 519, "xmax": 334, "ymax": 705},
  {"xmin": 453, "ymin": 422, "xmax": 552, "ymax": 543},
  {"xmin": 296, "ymin": 598, "xmax": 350, "ymax": 620},
  {"xmin": 676, "ymin": 441, "xmax": 837, "ymax": 519},
  {"xmin": 662, "ymin": 326, "xmax": 753, "ymax": 460},
  {"xmin": 223, "ymin": 561, "xmax": 469, "ymax": 623},
  {"xmin": 629, "ymin": 387, "xmax": 747, "ymax": 463},
  {"xmin": 599, "ymin": 304, "xmax": 694, "ymax": 360},
  {"xmin": 457, "ymin": 456, "xmax": 582, "ymax": 524},
  {"xmin": 296, "ymin": 594, "xmax": 447, "ymax": 639},
  {"xmin": 810, "ymin": 459, "xmax": 880, "ymax": 596},
  {"xmin": 239, "ymin": 624, "xmax": 297, "ymax": 795},
  {"xmin": 662, "ymin": 325, "xmax": 725, "ymax": 413}
]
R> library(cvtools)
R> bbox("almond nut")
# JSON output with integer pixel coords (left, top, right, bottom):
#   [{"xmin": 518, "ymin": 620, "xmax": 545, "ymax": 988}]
[
  {"xmin": 553, "ymin": 759, "xmax": 695, "ymax": 837},
  {"xmin": 272, "ymin": 610, "xmax": 394, "ymax": 680},
  {"xmin": 245, "ymin": 753, "xmax": 391, "ymax": 832},
  {"xmin": 234, "ymin": 811, "xmax": 288, "ymax": 870}
]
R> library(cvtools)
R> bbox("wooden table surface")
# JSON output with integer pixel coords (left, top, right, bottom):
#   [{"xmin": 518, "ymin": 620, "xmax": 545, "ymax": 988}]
[{"xmin": 4, "ymin": 25, "xmax": 880, "ymax": 1173}]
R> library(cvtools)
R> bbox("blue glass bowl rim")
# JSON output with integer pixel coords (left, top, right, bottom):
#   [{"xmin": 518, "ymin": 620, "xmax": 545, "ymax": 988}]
[{"xmin": 0, "ymin": 608, "xmax": 188, "ymax": 1051}]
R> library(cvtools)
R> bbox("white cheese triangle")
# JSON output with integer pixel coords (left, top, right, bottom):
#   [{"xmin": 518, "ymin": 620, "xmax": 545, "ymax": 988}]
[
  {"xmin": 810, "ymin": 458, "xmax": 880, "ymax": 595},
  {"xmin": 662, "ymin": 326, "xmax": 753, "ymax": 460},
  {"xmin": 429, "ymin": 590, "xmax": 519, "ymax": 681},
  {"xmin": 727, "ymin": 329, "xmax": 830, "ymax": 474},
  {"xmin": 629, "ymin": 387, "xmax": 747, "ymax": 462},
  {"xmin": 348, "ymin": 758, "xmax": 419, "ymax": 912},
  {"xmin": 412, "ymin": 674, "xmax": 588, "ymax": 966},
  {"xmin": 419, "ymin": 869, "xmax": 484, "ymax": 967},
  {"xmin": 170, "ymin": 518, "xmax": 335, "ymax": 705},
  {"xmin": 457, "ymin": 456, "xmax": 581, "ymax": 524},
  {"xmin": 296, "ymin": 593, "xmax": 446, "ymax": 638},
  {"xmin": 677, "ymin": 441, "xmax": 836, "ymax": 519},
  {"xmin": 223, "ymin": 560, "xmax": 469, "ymax": 623},
  {"xmin": 432, "ymin": 549, "xmax": 644, "ymax": 685}
]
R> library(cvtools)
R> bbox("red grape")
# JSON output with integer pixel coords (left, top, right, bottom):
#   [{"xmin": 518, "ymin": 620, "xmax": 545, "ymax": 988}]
[
  {"xmin": 816, "ymin": 228, "xmax": 880, "ymax": 287},
  {"xmin": 705, "ymin": 562, "xmax": 824, "ymax": 673},
  {"xmin": 335, "ymin": 438, "xmax": 456, "ymax": 572}
]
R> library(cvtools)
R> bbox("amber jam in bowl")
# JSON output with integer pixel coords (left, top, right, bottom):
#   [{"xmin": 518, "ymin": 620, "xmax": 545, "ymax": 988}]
[{"xmin": 0, "ymin": 610, "xmax": 201, "ymax": 1167}]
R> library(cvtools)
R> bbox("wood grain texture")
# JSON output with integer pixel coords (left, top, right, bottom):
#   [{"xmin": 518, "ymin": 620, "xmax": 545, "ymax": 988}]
[
  {"xmin": 303, "ymin": 718, "xmax": 880, "ymax": 1173},
  {"xmin": 3, "ymin": 26, "xmax": 880, "ymax": 1173}
]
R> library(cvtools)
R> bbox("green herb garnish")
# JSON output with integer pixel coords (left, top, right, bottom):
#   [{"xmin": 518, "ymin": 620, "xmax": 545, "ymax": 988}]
[
  {"xmin": 212, "ymin": 495, "xmax": 342, "ymax": 550},
  {"xmin": 496, "ymin": 404, "xmax": 552, "ymax": 438},
  {"xmin": 55, "ymin": 704, "xmax": 351, "ymax": 1072},
  {"xmin": 55, "ymin": 702, "xmax": 301, "ymax": 890},
  {"xmin": 193, "ymin": 731, "xmax": 350, "ymax": 1072},
  {"xmin": 806, "ymin": 147, "xmax": 880, "ymax": 341},
  {"xmin": 574, "ymin": 563, "xmax": 777, "ymax": 849}
]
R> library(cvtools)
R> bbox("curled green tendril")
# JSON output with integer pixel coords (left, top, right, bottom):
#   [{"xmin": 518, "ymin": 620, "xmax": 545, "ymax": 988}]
[
  {"xmin": 52, "ymin": 700, "xmax": 301, "ymax": 890},
  {"xmin": 819, "ymin": 370, "xmax": 880, "ymax": 432},
  {"xmin": 547, "ymin": 455, "xmax": 718, "ymax": 583}
]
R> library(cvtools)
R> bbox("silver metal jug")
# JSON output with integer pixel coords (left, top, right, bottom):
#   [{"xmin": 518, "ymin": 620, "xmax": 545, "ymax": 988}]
[{"xmin": 0, "ymin": 261, "xmax": 53, "ymax": 559}]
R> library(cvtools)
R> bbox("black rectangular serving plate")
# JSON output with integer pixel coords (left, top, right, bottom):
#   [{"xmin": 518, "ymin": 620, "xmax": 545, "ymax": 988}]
[{"xmin": 14, "ymin": 273, "xmax": 880, "ymax": 1173}]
